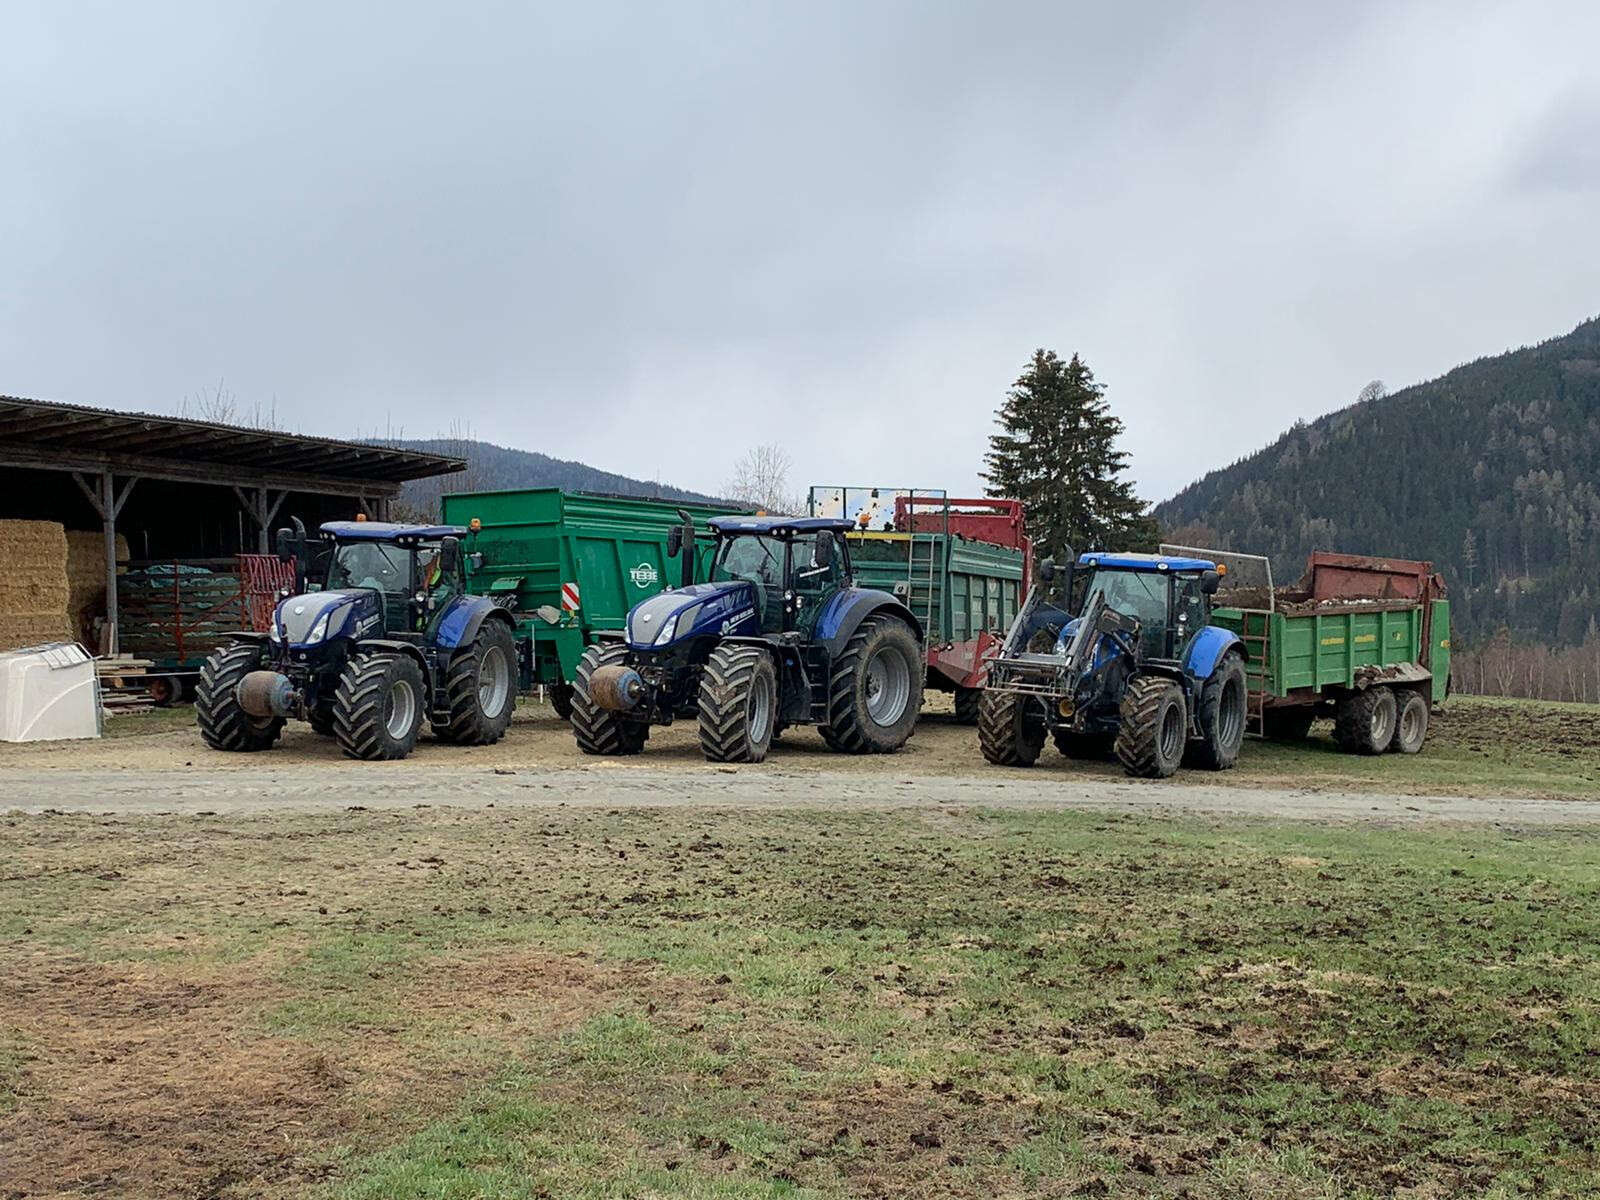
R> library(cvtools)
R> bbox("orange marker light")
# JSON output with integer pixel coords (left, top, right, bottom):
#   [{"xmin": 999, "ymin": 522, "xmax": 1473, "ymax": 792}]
[
  {"xmin": 355, "ymin": 512, "xmax": 368, "ymax": 521},
  {"xmin": 469, "ymin": 518, "xmax": 482, "ymax": 532}
]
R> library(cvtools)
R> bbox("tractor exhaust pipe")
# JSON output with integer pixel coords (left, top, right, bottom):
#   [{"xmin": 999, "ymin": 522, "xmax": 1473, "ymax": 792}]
[{"xmin": 588, "ymin": 664, "xmax": 646, "ymax": 712}]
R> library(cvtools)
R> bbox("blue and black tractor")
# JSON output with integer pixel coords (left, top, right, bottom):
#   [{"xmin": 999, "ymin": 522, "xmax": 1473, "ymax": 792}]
[
  {"xmin": 570, "ymin": 514, "xmax": 924, "ymax": 763},
  {"xmin": 194, "ymin": 520, "xmax": 518, "ymax": 761},
  {"xmin": 979, "ymin": 551, "xmax": 1248, "ymax": 778}
]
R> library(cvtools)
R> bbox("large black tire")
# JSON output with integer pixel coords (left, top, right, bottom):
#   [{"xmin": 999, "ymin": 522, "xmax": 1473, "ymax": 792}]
[
  {"xmin": 1262, "ymin": 707, "xmax": 1316, "ymax": 741},
  {"xmin": 821, "ymin": 615, "xmax": 923, "ymax": 754},
  {"xmin": 549, "ymin": 683, "xmax": 576, "ymax": 721},
  {"xmin": 571, "ymin": 643, "xmax": 649, "ymax": 756},
  {"xmin": 1187, "ymin": 654, "xmax": 1247, "ymax": 771},
  {"xmin": 1054, "ymin": 729, "xmax": 1113, "ymax": 760},
  {"xmin": 195, "ymin": 643, "xmax": 284, "ymax": 752},
  {"xmin": 333, "ymin": 653, "xmax": 427, "ymax": 761},
  {"xmin": 432, "ymin": 620, "xmax": 517, "ymax": 745},
  {"xmin": 697, "ymin": 644, "xmax": 778, "ymax": 763},
  {"xmin": 953, "ymin": 687, "xmax": 982, "ymax": 725},
  {"xmin": 1114, "ymin": 675, "xmax": 1187, "ymax": 779},
  {"xmin": 1388, "ymin": 689, "xmax": 1429, "ymax": 754},
  {"xmin": 1334, "ymin": 686, "xmax": 1397, "ymax": 755},
  {"xmin": 978, "ymin": 689, "xmax": 1046, "ymax": 767}
]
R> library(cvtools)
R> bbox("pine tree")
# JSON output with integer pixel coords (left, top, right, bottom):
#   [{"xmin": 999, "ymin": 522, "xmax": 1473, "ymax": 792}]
[{"xmin": 983, "ymin": 349, "xmax": 1158, "ymax": 560}]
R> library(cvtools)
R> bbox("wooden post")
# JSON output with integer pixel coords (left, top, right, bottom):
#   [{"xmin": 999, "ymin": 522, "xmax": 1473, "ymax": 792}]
[{"xmin": 74, "ymin": 471, "xmax": 137, "ymax": 656}]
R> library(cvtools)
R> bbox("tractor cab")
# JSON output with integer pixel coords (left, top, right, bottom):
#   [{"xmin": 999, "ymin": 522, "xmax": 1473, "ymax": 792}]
[
  {"xmin": 1064, "ymin": 553, "xmax": 1222, "ymax": 664},
  {"xmin": 315, "ymin": 521, "xmax": 476, "ymax": 637}
]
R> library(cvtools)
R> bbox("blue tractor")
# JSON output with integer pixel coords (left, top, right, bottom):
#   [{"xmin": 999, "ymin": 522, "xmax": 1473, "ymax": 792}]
[
  {"xmin": 570, "ymin": 514, "xmax": 924, "ymax": 763},
  {"xmin": 194, "ymin": 520, "xmax": 518, "ymax": 761},
  {"xmin": 979, "ymin": 551, "xmax": 1248, "ymax": 778}
]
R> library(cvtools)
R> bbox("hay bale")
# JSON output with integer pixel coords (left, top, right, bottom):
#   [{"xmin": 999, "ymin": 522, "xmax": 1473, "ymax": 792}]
[
  {"xmin": 64, "ymin": 529, "xmax": 129, "ymax": 643},
  {"xmin": 0, "ymin": 522, "xmax": 69, "ymax": 620},
  {"xmin": 0, "ymin": 612, "xmax": 74, "ymax": 652}
]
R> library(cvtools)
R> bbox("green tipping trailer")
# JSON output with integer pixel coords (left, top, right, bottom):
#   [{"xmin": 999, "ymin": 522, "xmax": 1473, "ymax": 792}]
[
  {"xmin": 440, "ymin": 488, "xmax": 751, "ymax": 714},
  {"xmin": 1194, "ymin": 548, "xmax": 1451, "ymax": 753},
  {"xmin": 809, "ymin": 488, "xmax": 1031, "ymax": 723}
]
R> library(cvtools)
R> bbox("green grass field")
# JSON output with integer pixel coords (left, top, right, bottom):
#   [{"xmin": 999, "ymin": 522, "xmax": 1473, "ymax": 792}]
[{"xmin": 3, "ymin": 801, "xmax": 1597, "ymax": 1198}]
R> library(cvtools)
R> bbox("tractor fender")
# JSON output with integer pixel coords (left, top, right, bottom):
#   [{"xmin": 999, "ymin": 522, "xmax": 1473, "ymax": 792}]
[
  {"xmin": 1183, "ymin": 625, "xmax": 1245, "ymax": 682},
  {"xmin": 354, "ymin": 638, "xmax": 432, "ymax": 680},
  {"xmin": 814, "ymin": 589, "xmax": 924, "ymax": 659},
  {"xmin": 434, "ymin": 595, "xmax": 515, "ymax": 650}
]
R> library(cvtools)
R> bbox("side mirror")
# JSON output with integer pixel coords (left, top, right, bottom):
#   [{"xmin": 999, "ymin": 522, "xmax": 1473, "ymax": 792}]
[
  {"xmin": 816, "ymin": 536, "xmax": 834, "ymax": 567},
  {"xmin": 1201, "ymin": 569, "xmax": 1221, "ymax": 595},
  {"xmin": 1039, "ymin": 557, "xmax": 1057, "ymax": 583},
  {"xmin": 438, "ymin": 536, "xmax": 461, "ymax": 577}
]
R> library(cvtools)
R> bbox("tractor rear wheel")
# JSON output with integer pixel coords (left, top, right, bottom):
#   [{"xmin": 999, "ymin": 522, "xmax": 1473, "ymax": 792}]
[
  {"xmin": 953, "ymin": 687, "xmax": 982, "ymax": 725},
  {"xmin": 195, "ymin": 643, "xmax": 284, "ymax": 752},
  {"xmin": 697, "ymin": 644, "xmax": 778, "ymax": 763},
  {"xmin": 1388, "ymin": 689, "xmax": 1429, "ymax": 754},
  {"xmin": 821, "ymin": 615, "xmax": 923, "ymax": 753},
  {"xmin": 571, "ymin": 643, "xmax": 649, "ymax": 756},
  {"xmin": 1115, "ymin": 675, "xmax": 1187, "ymax": 779},
  {"xmin": 432, "ymin": 620, "xmax": 517, "ymax": 745},
  {"xmin": 333, "ymin": 653, "xmax": 426, "ymax": 761},
  {"xmin": 1334, "ymin": 686, "xmax": 1396, "ymax": 755},
  {"xmin": 978, "ymin": 689, "xmax": 1046, "ymax": 766},
  {"xmin": 1187, "ymin": 654, "xmax": 1247, "ymax": 770},
  {"xmin": 1054, "ymin": 729, "xmax": 1113, "ymax": 759},
  {"xmin": 549, "ymin": 683, "xmax": 575, "ymax": 721}
]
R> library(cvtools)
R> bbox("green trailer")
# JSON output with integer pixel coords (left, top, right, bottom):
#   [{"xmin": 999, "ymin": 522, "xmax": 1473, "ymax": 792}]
[
  {"xmin": 1186, "ymin": 547, "xmax": 1451, "ymax": 753},
  {"xmin": 440, "ymin": 488, "xmax": 750, "ymax": 715},
  {"xmin": 809, "ymin": 488, "xmax": 1031, "ymax": 723}
]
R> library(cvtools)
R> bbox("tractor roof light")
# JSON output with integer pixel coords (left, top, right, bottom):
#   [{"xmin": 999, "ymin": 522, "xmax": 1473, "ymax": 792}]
[
  {"xmin": 469, "ymin": 518, "xmax": 482, "ymax": 531},
  {"xmin": 355, "ymin": 512, "xmax": 367, "ymax": 521}
]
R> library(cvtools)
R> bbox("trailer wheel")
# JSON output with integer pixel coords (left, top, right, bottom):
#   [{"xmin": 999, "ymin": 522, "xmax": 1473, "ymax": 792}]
[
  {"xmin": 1388, "ymin": 689, "xmax": 1429, "ymax": 754},
  {"xmin": 698, "ymin": 644, "xmax": 777, "ymax": 763},
  {"xmin": 953, "ymin": 687, "xmax": 982, "ymax": 725},
  {"xmin": 1334, "ymin": 686, "xmax": 1397, "ymax": 755},
  {"xmin": 1115, "ymin": 675, "xmax": 1186, "ymax": 779},
  {"xmin": 978, "ymin": 689, "xmax": 1046, "ymax": 767},
  {"xmin": 333, "ymin": 653, "xmax": 426, "ymax": 761},
  {"xmin": 432, "ymin": 620, "xmax": 517, "ymax": 746},
  {"xmin": 1054, "ymin": 729, "xmax": 1113, "ymax": 759},
  {"xmin": 821, "ymin": 615, "xmax": 923, "ymax": 754},
  {"xmin": 571, "ymin": 643, "xmax": 649, "ymax": 756},
  {"xmin": 1187, "ymin": 654, "xmax": 1247, "ymax": 771},
  {"xmin": 549, "ymin": 683, "xmax": 575, "ymax": 721},
  {"xmin": 195, "ymin": 644, "xmax": 284, "ymax": 752},
  {"xmin": 1262, "ymin": 708, "xmax": 1316, "ymax": 741},
  {"xmin": 147, "ymin": 675, "xmax": 181, "ymax": 707}
]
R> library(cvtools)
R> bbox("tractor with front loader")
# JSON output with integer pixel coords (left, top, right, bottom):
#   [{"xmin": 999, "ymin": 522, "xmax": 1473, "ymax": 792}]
[
  {"xmin": 194, "ymin": 520, "xmax": 518, "ymax": 760},
  {"xmin": 979, "ymin": 551, "xmax": 1248, "ymax": 778},
  {"xmin": 570, "ymin": 513, "xmax": 925, "ymax": 762}
]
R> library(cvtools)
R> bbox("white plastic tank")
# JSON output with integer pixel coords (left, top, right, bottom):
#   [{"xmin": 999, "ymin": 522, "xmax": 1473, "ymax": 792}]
[{"xmin": 0, "ymin": 642, "xmax": 102, "ymax": 742}]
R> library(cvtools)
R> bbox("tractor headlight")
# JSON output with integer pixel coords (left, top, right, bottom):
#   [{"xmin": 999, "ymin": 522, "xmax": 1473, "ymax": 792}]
[
  {"xmin": 305, "ymin": 610, "xmax": 334, "ymax": 643},
  {"xmin": 657, "ymin": 604, "xmax": 699, "ymax": 645}
]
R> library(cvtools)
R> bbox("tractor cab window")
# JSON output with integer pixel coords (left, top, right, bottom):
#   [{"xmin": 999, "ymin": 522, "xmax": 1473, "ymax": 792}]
[
  {"xmin": 712, "ymin": 534, "xmax": 786, "ymax": 630},
  {"xmin": 1085, "ymin": 569, "xmax": 1169, "ymax": 658},
  {"xmin": 789, "ymin": 532, "xmax": 845, "ymax": 632},
  {"xmin": 328, "ymin": 541, "xmax": 409, "ymax": 597},
  {"xmin": 1172, "ymin": 575, "xmax": 1207, "ymax": 654}
]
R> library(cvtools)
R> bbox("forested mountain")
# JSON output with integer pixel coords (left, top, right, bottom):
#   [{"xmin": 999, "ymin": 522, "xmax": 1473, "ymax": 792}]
[
  {"xmin": 380, "ymin": 438, "xmax": 723, "ymax": 516},
  {"xmin": 1156, "ymin": 316, "xmax": 1600, "ymax": 647}
]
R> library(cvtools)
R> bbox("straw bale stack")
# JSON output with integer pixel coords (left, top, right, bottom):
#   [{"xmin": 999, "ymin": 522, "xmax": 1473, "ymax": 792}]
[
  {"xmin": 0, "ymin": 521, "xmax": 74, "ymax": 650},
  {"xmin": 64, "ymin": 529, "xmax": 129, "ymax": 644}
]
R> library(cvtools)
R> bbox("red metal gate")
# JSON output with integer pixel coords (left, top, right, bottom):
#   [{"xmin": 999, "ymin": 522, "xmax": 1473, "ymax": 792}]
[{"xmin": 238, "ymin": 554, "xmax": 296, "ymax": 632}]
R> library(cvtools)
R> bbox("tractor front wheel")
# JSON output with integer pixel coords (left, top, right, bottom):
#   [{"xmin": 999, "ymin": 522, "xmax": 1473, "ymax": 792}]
[
  {"xmin": 821, "ymin": 616, "xmax": 923, "ymax": 754},
  {"xmin": 698, "ymin": 643, "xmax": 778, "ymax": 763},
  {"xmin": 333, "ymin": 653, "xmax": 426, "ymax": 761},
  {"xmin": 978, "ymin": 689, "xmax": 1046, "ymax": 767},
  {"xmin": 195, "ymin": 643, "xmax": 284, "ymax": 752},
  {"xmin": 1187, "ymin": 654, "xmax": 1247, "ymax": 771},
  {"xmin": 1334, "ymin": 686, "xmax": 1396, "ymax": 755},
  {"xmin": 571, "ymin": 643, "xmax": 649, "ymax": 756},
  {"xmin": 432, "ymin": 620, "xmax": 517, "ymax": 746},
  {"xmin": 953, "ymin": 687, "xmax": 982, "ymax": 725},
  {"xmin": 1115, "ymin": 675, "xmax": 1187, "ymax": 779}
]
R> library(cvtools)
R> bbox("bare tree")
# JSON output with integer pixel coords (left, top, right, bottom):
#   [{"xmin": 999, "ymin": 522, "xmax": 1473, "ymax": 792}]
[
  {"xmin": 726, "ymin": 443, "xmax": 801, "ymax": 514},
  {"xmin": 1356, "ymin": 380, "xmax": 1387, "ymax": 405},
  {"xmin": 178, "ymin": 378, "xmax": 239, "ymax": 424}
]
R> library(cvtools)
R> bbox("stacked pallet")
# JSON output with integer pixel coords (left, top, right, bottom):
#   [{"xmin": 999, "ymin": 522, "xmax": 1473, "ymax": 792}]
[
  {"xmin": 97, "ymin": 656, "xmax": 156, "ymax": 715},
  {"xmin": 0, "ymin": 521, "xmax": 74, "ymax": 651},
  {"xmin": 64, "ymin": 529, "xmax": 129, "ymax": 647}
]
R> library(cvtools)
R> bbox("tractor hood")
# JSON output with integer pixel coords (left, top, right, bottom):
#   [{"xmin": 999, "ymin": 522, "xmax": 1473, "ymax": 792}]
[
  {"xmin": 626, "ymin": 581, "xmax": 759, "ymax": 649},
  {"xmin": 273, "ymin": 589, "xmax": 382, "ymax": 646}
]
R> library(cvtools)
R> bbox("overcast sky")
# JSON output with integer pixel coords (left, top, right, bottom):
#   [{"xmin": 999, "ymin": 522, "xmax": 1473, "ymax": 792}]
[{"xmin": 4, "ymin": 2, "xmax": 1599, "ymax": 503}]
